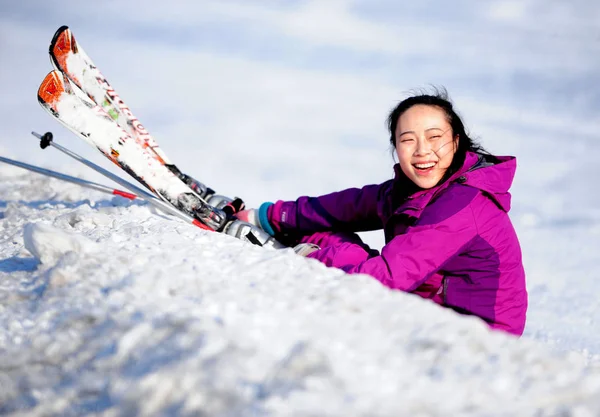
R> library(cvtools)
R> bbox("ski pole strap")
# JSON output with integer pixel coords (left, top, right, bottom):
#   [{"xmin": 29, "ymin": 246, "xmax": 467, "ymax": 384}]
[{"xmin": 258, "ymin": 202, "xmax": 275, "ymax": 237}]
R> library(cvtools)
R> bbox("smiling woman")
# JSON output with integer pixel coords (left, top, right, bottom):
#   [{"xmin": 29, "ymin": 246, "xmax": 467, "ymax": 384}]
[{"xmin": 236, "ymin": 89, "xmax": 527, "ymax": 336}]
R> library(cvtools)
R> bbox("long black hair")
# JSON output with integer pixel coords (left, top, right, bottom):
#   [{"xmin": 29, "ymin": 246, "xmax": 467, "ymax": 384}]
[{"xmin": 387, "ymin": 87, "xmax": 493, "ymax": 181}]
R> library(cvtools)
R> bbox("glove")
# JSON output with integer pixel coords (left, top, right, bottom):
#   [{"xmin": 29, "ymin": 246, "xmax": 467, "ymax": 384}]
[
  {"xmin": 292, "ymin": 243, "xmax": 321, "ymax": 257},
  {"xmin": 234, "ymin": 202, "xmax": 275, "ymax": 237}
]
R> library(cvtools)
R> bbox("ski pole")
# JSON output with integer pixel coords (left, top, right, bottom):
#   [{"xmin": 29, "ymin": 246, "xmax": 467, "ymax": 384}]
[
  {"xmin": 30, "ymin": 131, "xmax": 212, "ymax": 230},
  {"xmin": 0, "ymin": 155, "xmax": 139, "ymax": 200}
]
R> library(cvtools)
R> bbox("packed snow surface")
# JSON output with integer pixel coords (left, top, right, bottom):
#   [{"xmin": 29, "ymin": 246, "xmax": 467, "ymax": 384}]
[
  {"xmin": 2, "ymin": 1, "xmax": 600, "ymax": 415},
  {"xmin": 1, "ymin": 163, "xmax": 600, "ymax": 417}
]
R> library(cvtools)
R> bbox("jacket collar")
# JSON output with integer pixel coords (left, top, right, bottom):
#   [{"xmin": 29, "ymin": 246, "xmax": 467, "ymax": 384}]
[{"xmin": 391, "ymin": 152, "xmax": 480, "ymax": 218}]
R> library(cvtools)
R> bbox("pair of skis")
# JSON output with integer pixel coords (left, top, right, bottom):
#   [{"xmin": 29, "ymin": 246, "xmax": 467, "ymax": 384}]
[{"xmin": 36, "ymin": 26, "xmax": 284, "ymax": 249}]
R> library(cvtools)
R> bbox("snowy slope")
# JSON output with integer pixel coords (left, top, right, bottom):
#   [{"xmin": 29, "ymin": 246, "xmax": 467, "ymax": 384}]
[
  {"xmin": 2, "ymin": 163, "xmax": 600, "ymax": 416},
  {"xmin": 2, "ymin": 1, "xmax": 600, "ymax": 415}
]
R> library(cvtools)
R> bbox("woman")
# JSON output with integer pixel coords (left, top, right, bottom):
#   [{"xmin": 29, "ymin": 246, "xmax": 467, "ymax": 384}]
[{"xmin": 237, "ymin": 91, "xmax": 527, "ymax": 336}]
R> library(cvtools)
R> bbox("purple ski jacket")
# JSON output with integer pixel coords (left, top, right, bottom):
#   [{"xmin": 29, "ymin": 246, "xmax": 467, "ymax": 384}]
[{"xmin": 268, "ymin": 152, "xmax": 527, "ymax": 335}]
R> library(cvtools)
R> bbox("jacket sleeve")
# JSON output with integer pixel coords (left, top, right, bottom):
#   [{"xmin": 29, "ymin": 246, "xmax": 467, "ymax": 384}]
[
  {"xmin": 269, "ymin": 181, "xmax": 390, "ymax": 235},
  {"xmin": 308, "ymin": 202, "xmax": 478, "ymax": 292}
]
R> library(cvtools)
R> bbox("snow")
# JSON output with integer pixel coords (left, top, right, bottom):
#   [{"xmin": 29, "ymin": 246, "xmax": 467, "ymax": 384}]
[
  {"xmin": 2, "ymin": 162, "xmax": 600, "ymax": 416},
  {"xmin": 23, "ymin": 222, "xmax": 99, "ymax": 265},
  {"xmin": 2, "ymin": 1, "xmax": 600, "ymax": 415}
]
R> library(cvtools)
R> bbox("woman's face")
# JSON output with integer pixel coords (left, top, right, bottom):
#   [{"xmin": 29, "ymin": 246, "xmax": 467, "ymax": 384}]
[{"xmin": 395, "ymin": 104, "xmax": 458, "ymax": 189}]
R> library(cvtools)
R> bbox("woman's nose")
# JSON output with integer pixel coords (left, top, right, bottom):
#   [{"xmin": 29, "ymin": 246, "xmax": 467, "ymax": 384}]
[{"xmin": 414, "ymin": 137, "xmax": 432, "ymax": 156}]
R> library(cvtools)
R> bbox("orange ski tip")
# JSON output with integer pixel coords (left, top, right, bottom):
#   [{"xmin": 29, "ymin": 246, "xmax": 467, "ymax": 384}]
[
  {"xmin": 49, "ymin": 26, "xmax": 80, "ymax": 87},
  {"xmin": 50, "ymin": 26, "xmax": 77, "ymax": 70},
  {"xmin": 37, "ymin": 70, "xmax": 67, "ymax": 108}
]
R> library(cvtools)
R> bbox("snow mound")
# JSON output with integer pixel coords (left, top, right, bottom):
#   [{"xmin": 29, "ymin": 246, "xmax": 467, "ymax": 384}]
[
  {"xmin": 23, "ymin": 221, "xmax": 98, "ymax": 265},
  {"xmin": 1, "ymin": 169, "xmax": 600, "ymax": 416}
]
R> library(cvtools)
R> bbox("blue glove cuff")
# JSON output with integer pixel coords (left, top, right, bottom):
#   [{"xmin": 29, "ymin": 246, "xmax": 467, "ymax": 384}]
[{"xmin": 258, "ymin": 202, "xmax": 275, "ymax": 237}]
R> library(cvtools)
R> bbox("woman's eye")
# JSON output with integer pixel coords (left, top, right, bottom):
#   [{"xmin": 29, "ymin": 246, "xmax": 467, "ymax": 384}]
[
  {"xmin": 400, "ymin": 138, "xmax": 414, "ymax": 143},
  {"xmin": 429, "ymin": 135, "xmax": 441, "ymax": 140}
]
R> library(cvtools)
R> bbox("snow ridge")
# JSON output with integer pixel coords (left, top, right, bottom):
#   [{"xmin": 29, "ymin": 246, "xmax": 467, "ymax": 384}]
[{"xmin": 1, "ymin": 167, "xmax": 600, "ymax": 416}]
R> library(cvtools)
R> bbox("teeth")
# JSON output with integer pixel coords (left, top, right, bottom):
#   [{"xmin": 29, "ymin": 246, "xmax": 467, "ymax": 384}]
[{"xmin": 415, "ymin": 163, "xmax": 435, "ymax": 169}]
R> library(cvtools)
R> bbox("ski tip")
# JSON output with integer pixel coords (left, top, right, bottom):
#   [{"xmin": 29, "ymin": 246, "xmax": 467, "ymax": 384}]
[
  {"xmin": 52, "ymin": 25, "xmax": 70, "ymax": 39},
  {"xmin": 50, "ymin": 26, "xmax": 71, "ymax": 50},
  {"xmin": 37, "ymin": 70, "xmax": 67, "ymax": 111},
  {"xmin": 49, "ymin": 25, "xmax": 76, "ymax": 72}
]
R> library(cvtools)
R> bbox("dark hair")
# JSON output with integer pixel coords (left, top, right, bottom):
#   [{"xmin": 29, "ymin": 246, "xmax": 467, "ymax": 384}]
[{"xmin": 387, "ymin": 87, "xmax": 491, "ymax": 181}]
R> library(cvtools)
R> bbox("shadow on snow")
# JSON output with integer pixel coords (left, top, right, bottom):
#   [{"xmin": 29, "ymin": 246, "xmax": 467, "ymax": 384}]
[{"xmin": 0, "ymin": 256, "xmax": 39, "ymax": 273}]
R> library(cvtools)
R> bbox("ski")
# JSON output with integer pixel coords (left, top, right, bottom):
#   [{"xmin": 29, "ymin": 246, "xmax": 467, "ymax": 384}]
[
  {"xmin": 37, "ymin": 70, "xmax": 227, "ymax": 231},
  {"xmin": 38, "ymin": 26, "xmax": 286, "ymax": 249},
  {"xmin": 49, "ymin": 26, "xmax": 215, "ymax": 196},
  {"xmin": 49, "ymin": 27, "xmax": 173, "ymax": 169}
]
